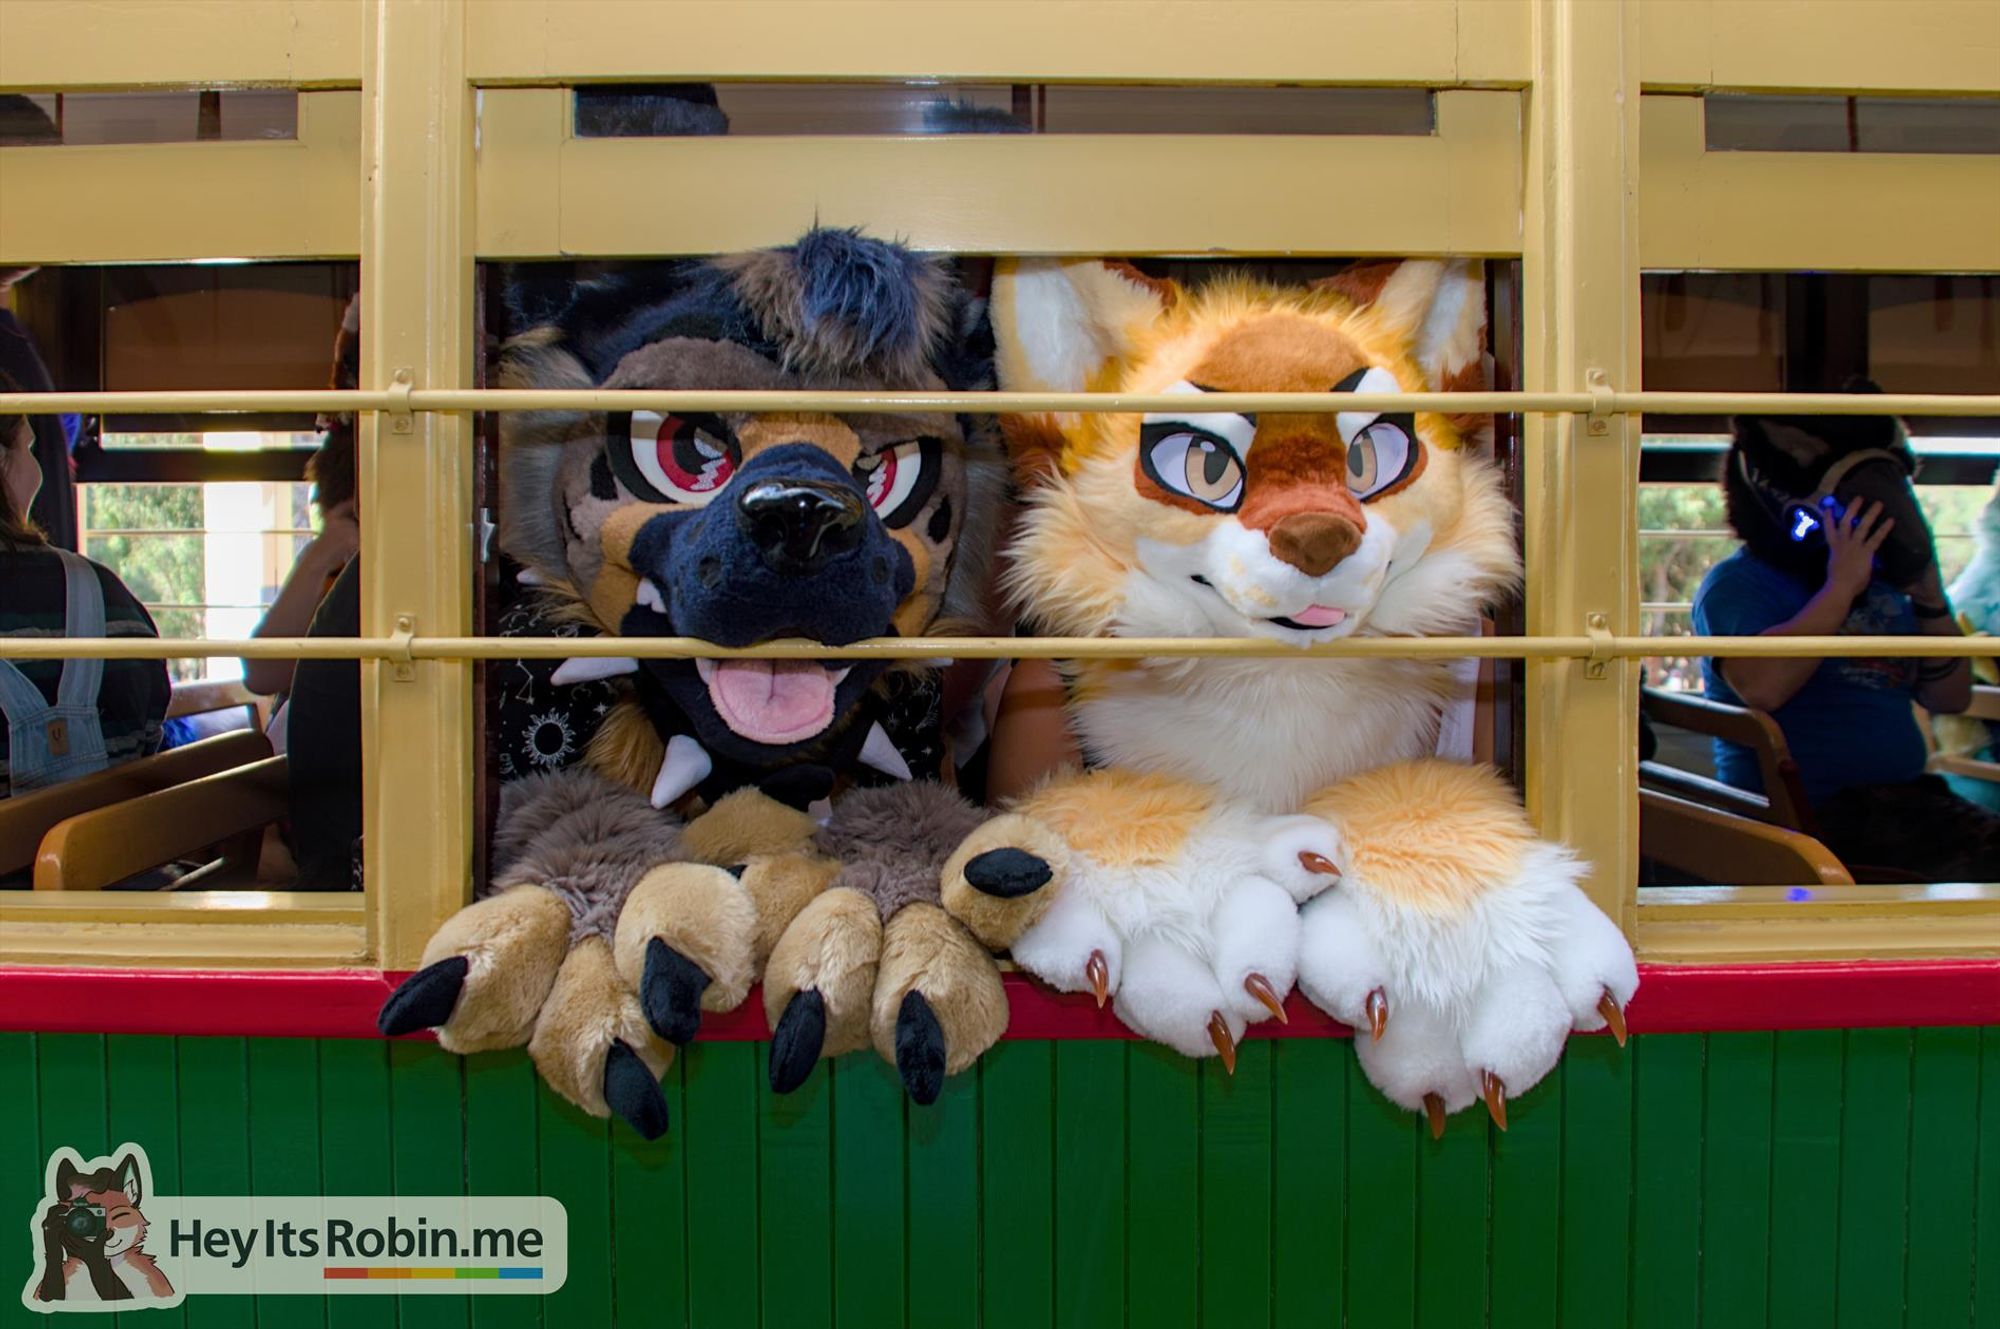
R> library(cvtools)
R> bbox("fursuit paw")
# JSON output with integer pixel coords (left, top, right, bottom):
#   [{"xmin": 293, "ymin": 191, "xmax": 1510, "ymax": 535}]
[
  {"xmin": 939, "ymin": 813, "xmax": 1070, "ymax": 950},
  {"xmin": 762, "ymin": 886, "xmax": 883, "ymax": 1093},
  {"xmin": 529, "ymin": 937, "xmax": 676, "ymax": 1139},
  {"xmin": 377, "ymin": 885, "xmax": 571, "ymax": 1053},
  {"xmin": 1006, "ymin": 770, "xmax": 1344, "ymax": 1068},
  {"xmin": 1294, "ymin": 761, "xmax": 1639, "ymax": 1137},
  {"xmin": 870, "ymin": 903, "xmax": 1007, "ymax": 1105},
  {"xmin": 612, "ymin": 863, "xmax": 759, "ymax": 1046}
]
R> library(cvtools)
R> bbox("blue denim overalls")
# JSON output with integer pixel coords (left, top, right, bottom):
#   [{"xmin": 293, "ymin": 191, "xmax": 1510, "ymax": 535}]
[{"xmin": 0, "ymin": 548, "xmax": 110, "ymax": 793}]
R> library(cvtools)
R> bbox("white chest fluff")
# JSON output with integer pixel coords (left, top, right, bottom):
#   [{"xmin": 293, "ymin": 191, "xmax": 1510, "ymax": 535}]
[{"xmin": 1072, "ymin": 656, "xmax": 1457, "ymax": 811}]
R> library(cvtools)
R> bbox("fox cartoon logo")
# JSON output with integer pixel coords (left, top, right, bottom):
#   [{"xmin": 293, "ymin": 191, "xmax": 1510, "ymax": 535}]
[{"xmin": 23, "ymin": 1145, "xmax": 178, "ymax": 1311}]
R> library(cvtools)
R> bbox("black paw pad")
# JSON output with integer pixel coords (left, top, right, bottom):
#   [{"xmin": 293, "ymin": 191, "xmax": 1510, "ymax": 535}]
[
  {"xmin": 963, "ymin": 848, "xmax": 1052, "ymax": 899},
  {"xmin": 895, "ymin": 990, "xmax": 947, "ymax": 1106},
  {"xmin": 768, "ymin": 989, "xmax": 828, "ymax": 1094},
  {"xmin": 602, "ymin": 1040, "xmax": 670, "ymax": 1140},
  {"xmin": 641, "ymin": 938, "xmax": 712, "ymax": 1046},
  {"xmin": 377, "ymin": 956, "xmax": 470, "ymax": 1037}
]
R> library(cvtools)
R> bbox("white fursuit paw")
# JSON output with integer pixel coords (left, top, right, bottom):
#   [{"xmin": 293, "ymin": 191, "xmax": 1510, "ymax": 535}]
[
  {"xmin": 1293, "ymin": 763, "xmax": 1638, "ymax": 1135},
  {"xmin": 1010, "ymin": 804, "xmax": 1344, "ymax": 1068}
]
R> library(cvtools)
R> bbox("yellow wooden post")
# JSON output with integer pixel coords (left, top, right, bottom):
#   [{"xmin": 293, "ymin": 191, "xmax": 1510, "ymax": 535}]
[
  {"xmin": 359, "ymin": 0, "xmax": 475, "ymax": 967},
  {"xmin": 1522, "ymin": 0, "xmax": 1642, "ymax": 930}
]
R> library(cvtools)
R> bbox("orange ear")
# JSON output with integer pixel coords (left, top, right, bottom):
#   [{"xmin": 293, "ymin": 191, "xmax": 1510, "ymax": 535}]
[{"xmin": 1320, "ymin": 258, "xmax": 1491, "ymax": 442}]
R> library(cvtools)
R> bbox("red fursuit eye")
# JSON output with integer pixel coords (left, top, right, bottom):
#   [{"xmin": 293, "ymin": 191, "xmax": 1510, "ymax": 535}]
[
  {"xmin": 655, "ymin": 416, "xmax": 735, "ymax": 495},
  {"xmin": 865, "ymin": 448, "xmax": 898, "ymax": 509}
]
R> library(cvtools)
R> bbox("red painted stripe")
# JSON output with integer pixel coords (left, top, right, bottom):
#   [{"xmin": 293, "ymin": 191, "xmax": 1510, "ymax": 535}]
[{"xmin": 0, "ymin": 960, "xmax": 1993, "ymax": 1040}]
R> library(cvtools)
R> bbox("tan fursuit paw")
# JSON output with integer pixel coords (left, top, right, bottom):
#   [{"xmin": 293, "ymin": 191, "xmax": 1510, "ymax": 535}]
[
  {"xmin": 1004, "ymin": 769, "xmax": 1343, "ymax": 1069},
  {"xmin": 613, "ymin": 862, "xmax": 760, "ymax": 1047},
  {"xmin": 681, "ymin": 787, "xmax": 821, "ymax": 864},
  {"xmin": 762, "ymin": 886, "xmax": 883, "ymax": 1094},
  {"xmin": 939, "ymin": 812, "xmax": 1071, "ymax": 950},
  {"xmin": 529, "ymin": 937, "xmax": 676, "ymax": 1139},
  {"xmin": 1293, "ymin": 761, "xmax": 1638, "ymax": 1138},
  {"xmin": 377, "ymin": 885, "xmax": 572, "ymax": 1054},
  {"xmin": 869, "ymin": 903, "xmax": 1008, "ymax": 1106}
]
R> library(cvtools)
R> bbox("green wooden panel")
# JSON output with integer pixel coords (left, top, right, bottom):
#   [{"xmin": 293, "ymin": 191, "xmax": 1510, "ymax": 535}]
[
  {"xmin": 1976, "ymin": 1028, "xmax": 2000, "ymax": 1329},
  {"xmin": 463, "ymin": 1050, "xmax": 544, "ymax": 1329},
  {"xmin": 534, "ymin": 1064, "xmax": 611, "ymax": 1329},
  {"xmin": 1271, "ymin": 1038, "xmax": 1345, "ymax": 1329},
  {"xmin": 37, "ymin": 1033, "xmax": 107, "ymax": 1163},
  {"xmin": 176, "ymin": 1038, "xmax": 251, "ymax": 1329},
  {"xmin": 4, "ymin": 1034, "xmax": 42, "ymax": 1321},
  {"xmin": 1416, "ymin": 1080, "xmax": 1489, "ymax": 1329},
  {"xmin": 1629, "ymin": 1035, "xmax": 1702, "ymax": 1329},
  {"xmin": 906, "ymin": 1063, "xmax": 979, "ymax": 1329},
  {"xmin": 1202, "ymin": 1040, "xmax": 1274, "ymax": 1329},
  {"xmin": 683, "ymin": 1042, "xmax": 760, "ymax": 1329},
  {"xmin": 831, "ymin": 1053, "xmax": 907, "ymax": 1329},
  {"xmin": 1906, "ymin": 1027, "xmax": 1981, "ymax": 1329},
  {"xmin": 1344, "ymin": 1055, "xmax": 1418, "ymax": 1329},
  {"xmin": 1700, "ymin": 1032, "xmax": 1773, "ymax": 1329},
  {"xmin": 1766, "ymin": 1029, "xmax": 1841, "ymax": 1329},
  {"xmin": 1557, "ymin": 1037, "xmax": 1634, "ymax": 1329},
  {"xmin": 106, "ymin": 1034, "xmax": 184, "ymax": 1329},
  {"xmin": 316, "ymin": 1040, "xmax": 394, "ymax": 1329},
  {"xmin": 1053, "ymin": 1041, "xmax": 1125, "ymax": 1329},
  {"xmin": 1124, "ymin": 1043, "xmax": 1198, "ymax": 1329},
  {"xmin": 247, "ymin": 1038, "xmax": 325, "ymax": 1329},
  {"xmin": 979, "ymin": 1040, "xmax": 1054, "ymax": 1329},
  {"xmin": 759, "ymin": 1048, "xmax": 833, "ymax": 1329},
  {"xmin": 1834, "ymin": 1029, "xmax": 1913, "ymax": 1329},
  {"xmin": 389, "ymin": 1041, "xmax": 469, "ymax": 1329},
  {"xmin": 609, "ymin": 1055, "xmax": 683, "ymax": 1329},
  {"xmin": 1487, "ymin": 1061, "xmax": 1561, "ymax": 1329}
]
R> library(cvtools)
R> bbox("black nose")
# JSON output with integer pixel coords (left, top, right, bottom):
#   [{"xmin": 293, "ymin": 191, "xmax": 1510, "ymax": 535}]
[{"xmin": 736, "ymin": 479, "xmax": 865, "ymax": 574}]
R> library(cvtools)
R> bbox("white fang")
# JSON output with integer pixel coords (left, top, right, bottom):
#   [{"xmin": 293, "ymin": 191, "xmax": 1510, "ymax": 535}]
[
  {"xmin": 650, "ymin": 734, "xmax": 713, "ymax": 808},
  {"xmin": 858, "ymin": 722, "xmax": 913, "ymax": 782},
  {"xmin": 551, "ymin": 656, "xmax": 640, "ymax": 686},
  {"xmin": 635, "ymin": 578, "xmax": 667, "ymax": 613}
]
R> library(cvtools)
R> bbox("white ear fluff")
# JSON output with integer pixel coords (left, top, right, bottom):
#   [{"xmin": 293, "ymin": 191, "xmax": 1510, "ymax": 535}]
[
  {"xmin": 992, "ymin": 258, "xmax": 1172, "ymax": 395},
  {"xmin": 1369, "ymin": 258, "xmax": 1486, "ymax": 387}
]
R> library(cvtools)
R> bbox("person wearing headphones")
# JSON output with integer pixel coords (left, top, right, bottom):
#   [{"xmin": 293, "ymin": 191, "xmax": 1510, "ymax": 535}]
[{"xmin": 1692, "ymin": 403, "xmax": 1998, "ymax": 879}]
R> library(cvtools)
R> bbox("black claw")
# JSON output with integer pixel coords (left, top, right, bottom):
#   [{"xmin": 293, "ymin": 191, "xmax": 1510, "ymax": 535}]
[
  {"xmin": 963, "ymin": 847, "xmax": 1052, "ymax": 899},
  {"xmin": 602, "ymin": 1040, "xmax": 670, "ymax": 1140},
  {"xmin": 894, "ymin": 990, "xmax": 947, "ymax": 1106},
  {"xmin": 768, "ymin": 989, "xmax": 828, "ymax": 1094},
  {"xmin": 377, "ymin": 956, "xmax": 469, "ymax": 1037},
  {"xmin": 641, "ymin": 937, "xmax": 712, "ymax": 1046}
]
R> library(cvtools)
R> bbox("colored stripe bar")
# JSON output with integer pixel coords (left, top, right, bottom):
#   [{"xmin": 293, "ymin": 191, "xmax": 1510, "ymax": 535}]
[{"xmin": 322, "ymin": 1267, "xmax": 543, "ymax": 1280}]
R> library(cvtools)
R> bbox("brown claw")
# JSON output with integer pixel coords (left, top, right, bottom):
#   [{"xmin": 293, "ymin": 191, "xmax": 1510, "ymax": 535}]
[
  {"xmin": 1422, "ymin": 1092, "xmax": 1446, "ymax": 1140},
  {"xmin": 1207, "ymin": 1011, "xmax": 1237, "ymax": 1075},
  {"xmin": 1364, "ymin": 987, "xmax": 1388, "ymax": 1043},
  {"xmin": 1479, "ymin": 1070, "xmax": 1508, "ymax": 1131},
  {"xmin": 1084, "ymin": 950, "xmax": 1110, "ymax": 1009},
  {"xmin": 1298, "ymin": 850, "xmax": 1341, "ymax": 878},
  {"xmin": 1244, "ymin": 973, "xmax": 1288, "ymax": 1024},
  {"xmin": 1597, "ymin": 990, "xmax": 1628, "ymax": 1047}
]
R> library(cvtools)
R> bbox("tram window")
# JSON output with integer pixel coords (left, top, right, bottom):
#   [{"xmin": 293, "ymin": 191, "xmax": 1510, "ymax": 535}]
[
  {"xmin": 0, "ymin": 90, "xmax": 298, "ymax": 147},
  {"xmin": 571, "ymin": 82, "xmax": 1435, "ymax": 138},
  {"xmin": 1638, "ymin": 272, "xmax": 2000, "ymax": 886},
  {"xmin": 1703, "ymin": 93, "xmax": 2000, "ymax": 155}
]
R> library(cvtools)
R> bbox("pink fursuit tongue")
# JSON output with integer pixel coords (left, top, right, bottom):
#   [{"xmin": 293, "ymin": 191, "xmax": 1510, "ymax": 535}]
[
  {"xmin": 699, "ymin": 658, "xmax": 839, "ymax": 744},
  {"xmin": 1288, "ymin": 604, "xmax": 1347, "ymax": 628}
]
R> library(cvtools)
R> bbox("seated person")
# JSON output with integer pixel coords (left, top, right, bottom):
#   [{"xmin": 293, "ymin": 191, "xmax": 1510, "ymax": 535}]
[
  {"xmin": 244, "ymin": 296, "xmax": 360, "ymax": 712},
  {"xmin": 1692, "ymin": 404, "xmax": 2000, "ymax": 880},
  {"xmin": 0, "ymin": 377, "xmax": 169, "ymax": 796}
]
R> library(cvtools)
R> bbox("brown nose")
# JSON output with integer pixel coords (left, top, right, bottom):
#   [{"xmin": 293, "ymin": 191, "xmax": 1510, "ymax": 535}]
[{"xmin": 1266, "ymin": 512, "xmax": 1361, "ymax": 576}]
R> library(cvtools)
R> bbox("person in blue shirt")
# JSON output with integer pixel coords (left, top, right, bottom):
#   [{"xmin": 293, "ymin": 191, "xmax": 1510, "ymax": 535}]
[{"xmin": 1692, "ymin": 405, "xmax": 2000, "ymax": 880}]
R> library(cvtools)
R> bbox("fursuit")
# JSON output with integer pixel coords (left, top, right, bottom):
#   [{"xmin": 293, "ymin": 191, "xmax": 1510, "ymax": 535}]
[
  {"xmin": 379, "ymin": 229, "xmax": 1022, "ymax": 1135},
  {"xmin": 955, "ymin": 257, "xmax": 1638, "ymax": 1133}
]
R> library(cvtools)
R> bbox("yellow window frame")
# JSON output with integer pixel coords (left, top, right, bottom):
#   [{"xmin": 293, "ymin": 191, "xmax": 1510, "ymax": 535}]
[{"xmin": 0, "ymin": 0, "xmax": 1995, "ymax": 973}]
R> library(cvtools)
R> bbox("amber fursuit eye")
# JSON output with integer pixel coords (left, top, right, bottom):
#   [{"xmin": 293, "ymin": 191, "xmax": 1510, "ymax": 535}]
[
  {"xmin": 1140, "ymin": 423, "xmax": 1246, "ymax": 511},
  {"xmin": 1344, "ymin": 417, "xmax": 1416, "ymax": 500}
]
